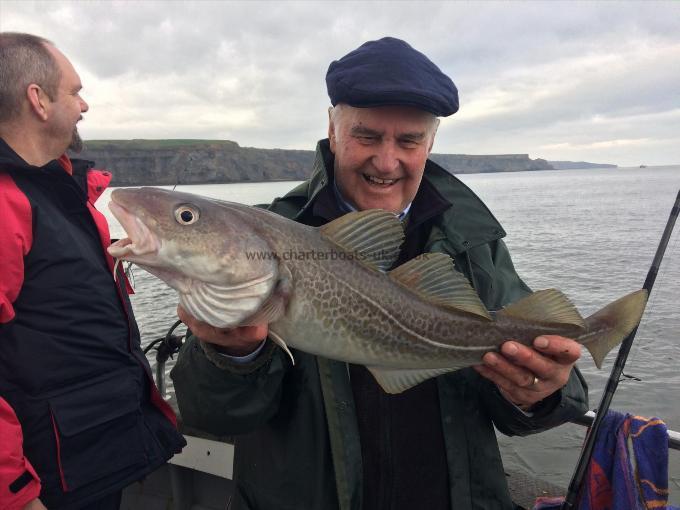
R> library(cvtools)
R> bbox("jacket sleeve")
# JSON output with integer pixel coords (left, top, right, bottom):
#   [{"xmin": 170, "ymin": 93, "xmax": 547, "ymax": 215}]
[
  {"xmin": 0, "ymin": 398, "xmax": 41, "ymax": 510},
  {"xmin": 170, "ymin": 334, "xmax": 288, "ymax": 436},
  {"xmin": 0, "ymin": 174, "xmax": 32, "ymax": 324},
  {"xmin": 481, "ymin": 367, "xmax": 589, "ymax": 436}
]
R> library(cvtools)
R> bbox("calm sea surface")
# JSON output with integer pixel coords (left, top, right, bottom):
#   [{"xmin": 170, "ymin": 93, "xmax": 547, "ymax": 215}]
[{"xmin": 97, "ymin": 166, "xmax": 680, "ymax": 502}]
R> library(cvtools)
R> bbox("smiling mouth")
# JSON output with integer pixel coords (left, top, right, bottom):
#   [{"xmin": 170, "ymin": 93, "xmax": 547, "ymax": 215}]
[{"xmin": 363, "ymin": 173, "xmax": 399, "ymax": 186}]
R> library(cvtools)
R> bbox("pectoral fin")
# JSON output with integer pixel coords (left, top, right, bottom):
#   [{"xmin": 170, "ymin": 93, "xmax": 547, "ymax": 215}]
[{"xmin": 241, "ymin": 265, "xmax": 292, "ymax": 326}]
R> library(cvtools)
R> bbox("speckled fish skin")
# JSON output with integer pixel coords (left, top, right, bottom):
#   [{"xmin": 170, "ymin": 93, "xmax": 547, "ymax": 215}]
[{"xmin": 108, "ymin": 187, "xmax": 648, "ymax": 379}]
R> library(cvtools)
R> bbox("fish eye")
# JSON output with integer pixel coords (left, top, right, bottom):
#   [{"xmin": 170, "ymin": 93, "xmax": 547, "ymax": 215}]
[{"xmin": 174, "ymin": 205, "xmax": 200, "ymax": 225}]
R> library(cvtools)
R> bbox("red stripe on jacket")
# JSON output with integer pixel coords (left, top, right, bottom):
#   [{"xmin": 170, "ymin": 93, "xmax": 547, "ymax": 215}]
[
  {"xmin": 85, "ymin": 168, "xmax": 135, "ymax": 295},
  {"xmin": 83, "ymin": 163, "xmax": 175, "ymax": 425},
  {"xmin": 57, "ymin": 154, "xmax": 73, "ymax": 175},
  {"xmin": 0, "ymin": 173, "xmax": 33, "ymax": 324},
  {"xmin": 85, "ymin": 168, "xmax": 115, "ymax": 272}
]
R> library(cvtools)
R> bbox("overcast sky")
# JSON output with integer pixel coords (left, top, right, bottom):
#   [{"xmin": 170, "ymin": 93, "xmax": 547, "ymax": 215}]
[{"xmin": 1, "ymin": 1, "xmax": 679, "ymax": 166}]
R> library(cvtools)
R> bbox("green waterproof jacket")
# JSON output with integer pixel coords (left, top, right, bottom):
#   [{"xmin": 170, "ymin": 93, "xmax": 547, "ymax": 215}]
[{"xmin": 171, "ymin": 140, "xmax": 588, "ymax": 510}]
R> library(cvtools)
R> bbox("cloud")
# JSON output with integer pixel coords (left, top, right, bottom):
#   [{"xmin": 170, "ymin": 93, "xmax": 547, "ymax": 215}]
[{"xmin": 1, "ymin": 0, "xmax": 679, "ymax": 165}]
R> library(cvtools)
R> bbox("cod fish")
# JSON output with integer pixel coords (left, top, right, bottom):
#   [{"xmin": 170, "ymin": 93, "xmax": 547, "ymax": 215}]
[{"xmin": 108, "ymin": 187, "xmax": 648, "ymax": 394}]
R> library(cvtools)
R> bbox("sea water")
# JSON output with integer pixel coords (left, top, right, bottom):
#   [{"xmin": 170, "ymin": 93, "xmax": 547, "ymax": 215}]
[{"xmin": 97, "ymin": 165, "xmax": 680, "ymax": 501}]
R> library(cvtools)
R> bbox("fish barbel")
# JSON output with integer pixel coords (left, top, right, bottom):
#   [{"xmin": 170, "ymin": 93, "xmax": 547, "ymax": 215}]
[{"xmin": 108, "ymin": 187, "xmax": 648, "ymax": 394}]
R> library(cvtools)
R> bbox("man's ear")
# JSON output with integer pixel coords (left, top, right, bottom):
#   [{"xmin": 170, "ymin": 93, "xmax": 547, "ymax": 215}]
[
  {"xmin": 328, "ymin": 106, "xmax": 337, "ymax": 153},
  {"xmin": 26, "ymin": 84, "xmax": 49, "ymax": 122}
]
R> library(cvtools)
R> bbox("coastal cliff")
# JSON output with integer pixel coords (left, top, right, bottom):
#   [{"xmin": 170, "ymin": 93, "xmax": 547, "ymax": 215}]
[
  {"xmin": 430, "ymin": 153, "xmax": 553, "ymax": 173},
  {"xmin": 548, "ymin": 160, "xmax": 618, "ymax": 170},
  {"xmin": 75, "ymin": 139, "xmax": 554, "ymax": 186}
]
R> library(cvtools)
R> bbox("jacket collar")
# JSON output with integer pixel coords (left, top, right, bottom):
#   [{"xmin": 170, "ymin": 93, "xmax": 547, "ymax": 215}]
[
  {"xmin": 293, "ymin": 139, "xmax": 507, "ymax": 253},
  {"xmin": 0, "ymin": 137, "xmax": 104, "ymax": 202},
  {"xmin": 0, "ymin": 137, "xmax": 76, "ymax": 176},
  {"xmin": 0, "ymin": 137, "xmax": 33, "ymax": 170}
]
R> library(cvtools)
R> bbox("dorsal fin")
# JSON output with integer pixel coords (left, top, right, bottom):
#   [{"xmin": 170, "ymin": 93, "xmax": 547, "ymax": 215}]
[
  {"xmin": 389, "ymin": 252, "xmax": 492, "ymax": 321},
  {"xmin": 497, "ymin": 289, "xmax": 586, "ymax": 328},
  {"xmin": 320, "ymin": 210, "xmax": 404, "ymax": 271}
]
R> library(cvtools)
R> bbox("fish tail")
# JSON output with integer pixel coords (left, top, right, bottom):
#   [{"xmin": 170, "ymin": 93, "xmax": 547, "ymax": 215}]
[{"xmin": 581, "ymin": 289, "xmax": 648, "ymax": 368}]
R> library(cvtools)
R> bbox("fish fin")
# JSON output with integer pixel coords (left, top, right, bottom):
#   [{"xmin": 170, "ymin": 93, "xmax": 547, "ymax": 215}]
[
  {"xmin": 366, "ymin": 365, "xmax": 456, "ymax": 394},
  {"xmin": 181, "ymin": 271, "xmax": 277, "ymax": 329},
  {"xmin": 320, "ymin": 210, "xmax": 404, "ymax": 271},
  {"xmin": 241, "ymin": 266, "xmax": 292, "ymax": 326},
  {"xmin": 269, "ymin": 329, "xmax": 295, "ymax": 366},
  {"xmin": 497, "ymin": 289, "xmax": 586, "ymax": 328},
  {"xmin": 389, "ymin": 252, "xmax": 492, "ymax": 321},
  {"xmin": 581, "ymin": 289, "xmax": 647, "ymax": 368},
  {"xmin": 240, "ymin": 294, "xmax": 286, "ymax": 326}
]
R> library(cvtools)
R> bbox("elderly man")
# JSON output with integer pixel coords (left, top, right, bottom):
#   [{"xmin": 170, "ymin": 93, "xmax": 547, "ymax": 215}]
[
  {"xmin": 0, "ymin": 33, "xmax": 185, "ymax": 510},
  {"xmin": 172, "ymin": 37, "xmax": 588, "ymax": 510}
]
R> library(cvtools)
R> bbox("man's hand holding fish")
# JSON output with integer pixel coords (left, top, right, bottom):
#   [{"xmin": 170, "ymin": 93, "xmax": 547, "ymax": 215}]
[
  {"xmin": 177, "ymin": 305, "xmax": 268, "ymax": 357},
  {"xmin": 476, "ymin": 335, "xmax": 583, "ymax": 410}
]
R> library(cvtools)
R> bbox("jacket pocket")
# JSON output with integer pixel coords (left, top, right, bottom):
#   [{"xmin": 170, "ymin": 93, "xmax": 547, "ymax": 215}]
[{"xmin": 48, "ymin": 368, "xmax": 147, "ymax": 492}]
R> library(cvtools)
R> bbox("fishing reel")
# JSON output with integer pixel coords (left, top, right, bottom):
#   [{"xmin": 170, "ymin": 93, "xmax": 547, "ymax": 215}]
[
  {"xmin": 144, "ymin": 320, "xmax": 186, "ymax": 397},
  {"xmin": 143, "ymin": 319, "xmax": 185, "ymax": 364}
]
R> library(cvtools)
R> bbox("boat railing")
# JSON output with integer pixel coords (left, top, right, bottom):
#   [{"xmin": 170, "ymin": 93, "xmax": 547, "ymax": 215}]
[{"xmin": 572, "ymin": 410, "xmax": 680, "ymax": 451}]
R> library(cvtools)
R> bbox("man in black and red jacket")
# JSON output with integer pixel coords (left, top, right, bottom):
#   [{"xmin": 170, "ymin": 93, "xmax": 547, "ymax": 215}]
[{"xmin": 0, "ymin": 33, "xmax": 185, "ymax": 510}]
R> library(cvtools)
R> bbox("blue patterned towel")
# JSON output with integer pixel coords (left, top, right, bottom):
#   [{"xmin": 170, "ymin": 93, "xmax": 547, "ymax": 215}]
[{"xmin": 533, "ymin": 411, "xmax": 678, "ymax": 509}]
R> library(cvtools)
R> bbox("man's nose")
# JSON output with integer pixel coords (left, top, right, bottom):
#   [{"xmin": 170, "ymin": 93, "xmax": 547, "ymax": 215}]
[
  {"xmin": 372, "ymin": 142, "xmax": 400, "ymax": 174},
  {"xmin": 80, "ymin": 98, "xmax": 89, "ymax": 113}
]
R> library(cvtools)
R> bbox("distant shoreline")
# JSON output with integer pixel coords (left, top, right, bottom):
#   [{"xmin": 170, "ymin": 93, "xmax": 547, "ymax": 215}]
[{"xmin": 72, "ymin": 139, "xmax": 620, "ymax": 186}]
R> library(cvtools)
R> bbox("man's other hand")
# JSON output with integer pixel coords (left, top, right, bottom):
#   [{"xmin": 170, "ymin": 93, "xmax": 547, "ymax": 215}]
[
  {"xmin": 177, "ymin": 305, "xmax": 268, "ymax": 357},
  {"xmin": 473, "ymin": 335, "xmax": 582, "ymax": 408}
]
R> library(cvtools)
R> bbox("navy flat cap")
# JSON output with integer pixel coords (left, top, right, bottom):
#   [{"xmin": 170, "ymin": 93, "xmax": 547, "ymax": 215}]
[{"xmin": 326, "ymin": 37, "xmax": 459, "ymax": 117}]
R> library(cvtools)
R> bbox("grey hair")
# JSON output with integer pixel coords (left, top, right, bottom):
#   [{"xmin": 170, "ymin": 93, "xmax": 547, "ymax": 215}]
[
  {"xmin": 328, "ymin": 103, "xmax": 345, "ymax": 124},
  {"xmin": 329, "ymin": 103, "xmax": 440, "ymax": 136},
  {"xmin": 0, "ymin": 32, "xmax": 61, "ymax": 123}
]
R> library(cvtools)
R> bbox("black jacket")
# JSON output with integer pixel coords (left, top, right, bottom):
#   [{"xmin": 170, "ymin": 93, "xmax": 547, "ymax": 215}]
[{"xmin": 0, "ymin": 139, "xmax": 185, "ymax": 509}]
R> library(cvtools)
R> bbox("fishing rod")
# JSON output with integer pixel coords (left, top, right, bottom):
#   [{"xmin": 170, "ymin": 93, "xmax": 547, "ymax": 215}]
[{"xmin": 561, "ymin": 189, "xmax": 680, "ymax": 509}]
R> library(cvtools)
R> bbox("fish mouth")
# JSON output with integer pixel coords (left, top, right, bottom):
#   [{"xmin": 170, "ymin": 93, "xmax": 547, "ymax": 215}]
[
  {"xmin": 108, "ymin": 201, "xmax": 160, "ymax": 262},
  {"xmin": 108, "ymin": 199, "xmax": 193, "ymax": 294}
]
